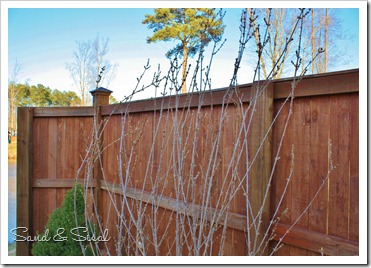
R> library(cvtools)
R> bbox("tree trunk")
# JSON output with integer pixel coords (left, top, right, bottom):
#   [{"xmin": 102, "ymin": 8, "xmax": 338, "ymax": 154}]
[
  {"xmin": 181, "ymin": 44, "xmax": 188, "ymax": 93},
  {"xmin": 324, "ymin": 8, "xmax": 329, "ymax": 73},
  {"xmin": 311, "ymin": 9, "xmax": 316, "ymax": 74}
]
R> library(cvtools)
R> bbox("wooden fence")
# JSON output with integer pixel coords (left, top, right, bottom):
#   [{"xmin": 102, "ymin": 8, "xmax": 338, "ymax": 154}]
[{"xmin": 17, "ymin": 69, "xmax": 359, "ymax": 256}]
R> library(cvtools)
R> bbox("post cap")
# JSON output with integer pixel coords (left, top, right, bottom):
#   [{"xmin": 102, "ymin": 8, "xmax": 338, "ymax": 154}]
[{"xmin": 90, "ymin": 87, "xmax": 113, "ymax": 95}]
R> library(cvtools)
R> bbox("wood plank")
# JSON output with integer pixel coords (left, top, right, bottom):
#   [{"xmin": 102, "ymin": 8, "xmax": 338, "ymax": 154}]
[
  {"xmin": 140, "ymin": 112, "xmax": 153, "ymax": 193},
  {"xmin": 270, "ymin": 98, "xmax": 292, "ymax": 256},
  {"xmin": 233, "ymin": 103, "xmax": 249, "ymax": 217},
  {"xmin": 328, "ymin": 94, "xmax": 351, "ymax": 240},
  {"xmin": 271, "ymin": 100, "xmax": 293, "ymax": 223},
  {"xmin": 33, "ymin": 107, "xmax": 94, "ymax": 117},
  {"xmin": 32, "ymin": 188, "xmax": 41, "ymax": 236},
  {"xmin": 16, "ymin": 107, "xmax": 34, "ymax": 256},
  {"xmin": 33, "ymin": 179, "xmax": 96, "ymax": 188},
  {"xmin": 273, "ymin": 223, "xmax": 358, "ymax": 256},
  {"xmin": 38, "ymin": 188, "xmax": 49, "ymax": 239},
  {"xmin": 308, "ymin": 96, "xmax": 330, "ymax": 235},
  {"xmin": 72, "ymin": 117, "xmax": 81, "ymax": 177},
  {"xmin": 221, "ymin": 228, "xmax": 234, "ymax": 256},
  {"xmin": 349, "ymin": 93, "xmax": 359, "ymax": 241},
  {"xmin": 77, "ymin": 117, "xmax": 94, "ymax": 182},
  {"xmin": 47, "ymin": 118, "xmax": 58, "ymax": 178},
  {"xmin": 291, "ymin": 98, "xmax": 311, "ymax": 228},
  {"xmin": 56, "ymin": 188, "xmax": 67, "ymax": 208},
  {"xmin": 35, "ymin": 118, "xmax": 49, "ymax": 179},
  {"xmin": 247, "ymin": 81, "xmax": 274, "ymax": 255},
  {"xmin": 221, "ymin": 103, "xmax": 234, "ymax": 212},
  {"xmin": 57, "ymin": 118, "xmax": 66, "ymax": 178},
  {"xmin": 155, "ymin": 111, "xmax": 174, "ymax": 256},
  {"xmin": 100, "ymin": 180, "xmax": 248, "ymax": 233},
  {"xmin": 47, "ymin": 118, "xmax": 58, "ymax": 216},
  {"xmin": 100, "ymin": 87, "xmax": 252, "ymax": 116},
  {"xmin": 285, "ymin": 98, "xmax": 311, "ymax": 256},
  {"xmin": 274, "ymin": 70, "xmax": 358, "ymax": 99},
  {"xmin": 31, "ymin": 118, "xmax": 41, "ymax": 244}
]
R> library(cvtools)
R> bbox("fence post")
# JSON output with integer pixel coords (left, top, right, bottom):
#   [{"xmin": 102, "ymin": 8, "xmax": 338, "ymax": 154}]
[
  {"xmin": 16, "ymin": 107, "xmax": 34, "ymax": 256},
  {"xmin": 248, "ymin": 81, "xmax": 274, "ymax": 255},
  {"xmin": 90, "ymin": 87, "xmax": 112, "ymax": 217}
]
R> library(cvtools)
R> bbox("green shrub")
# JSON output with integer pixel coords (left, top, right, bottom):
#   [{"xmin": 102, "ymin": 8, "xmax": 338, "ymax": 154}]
[{"xmin": 31, "ymin": 183, "xmax": 96, "ymax": 256}]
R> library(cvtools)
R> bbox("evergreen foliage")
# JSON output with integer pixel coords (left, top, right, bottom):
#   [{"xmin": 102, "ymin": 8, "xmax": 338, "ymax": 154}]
[
  {"xmin": 143, "ymin": 8, "xmax": 225, "ymax": 92},
  {"xmin": 31, "ymin": 184, "xmax": 96, "ymax": 256},
  {"xmin": 10, "ymin": 83, "xmax": 81, "ymax": 107}
]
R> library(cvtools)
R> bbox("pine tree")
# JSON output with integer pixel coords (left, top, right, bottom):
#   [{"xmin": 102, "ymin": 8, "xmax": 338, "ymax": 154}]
[{"xmin": 143, "ymin": 8, "xmax": 225, "ymax": 93}]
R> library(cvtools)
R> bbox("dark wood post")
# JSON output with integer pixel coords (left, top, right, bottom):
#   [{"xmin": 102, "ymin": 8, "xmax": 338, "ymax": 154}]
[
  {"xmin": 16, "ymin": 107, "xmax": 34, "ymax": 256},
  {"xmin": 90, "ymin": 87, "xmax": 112, "ymax": 217},
  {"xmin": 248, "ymin": 81, "xmax": 274, "ymax": 255}
]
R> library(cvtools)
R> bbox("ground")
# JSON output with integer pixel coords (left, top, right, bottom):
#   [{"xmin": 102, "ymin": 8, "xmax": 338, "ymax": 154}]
[
  {"xmin": 8, "ymin": 243, "xmax": 16, "ymax": 256},
  {"xmin": 8, "ymin": 142, "xmax": 16, "ymax": 160}
]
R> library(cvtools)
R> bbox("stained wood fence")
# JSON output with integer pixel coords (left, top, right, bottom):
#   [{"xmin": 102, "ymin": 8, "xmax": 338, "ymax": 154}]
[{"xmin": 16, "ymin": 69, "xmax": 359, "ymax": 256}]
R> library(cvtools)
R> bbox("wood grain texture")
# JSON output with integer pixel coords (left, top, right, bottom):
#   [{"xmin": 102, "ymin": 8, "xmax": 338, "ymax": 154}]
[
  {"xmin": 328, "ymin": 94, "xmax": 351, "ymax": 240},
  {"xmin": 33, "ymin": 107, "xmax": 94, "ymax": 117},
  {"xmin": 20, "ymin": 69, "xmax": 359, "ymax": 256},
  {"xmin": 16, "ymin": 107, "xmax": 34, "ymax": 256},
  {"xmin": 100, "ymin": 180, "xmax": 248, "ymax": 232},
  {"xmin": 101, "ymin": 69, "xmax": 358, "ymax": 116},
  {"xmin": 247, "ymin": 82, "xmax": 274, "ymax": 255},
  {"xmin": 308, "ymin": 96, "xmax": 330, "ymax": 235},
  {"xmin": 349, "ymin": 94, "xmax": 359, "ymax": 241},
  {"xmin": 273, "ymin": 223, "xmax": 358, "ymax": 256},
  {"xmin": 33, "ymin": 179, "xmax": 96, "ymax": 188}
]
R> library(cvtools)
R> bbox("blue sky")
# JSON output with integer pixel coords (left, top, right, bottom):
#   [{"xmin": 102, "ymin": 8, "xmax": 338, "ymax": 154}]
[{"xmin": 5, "ymin": 3, "xmax": 361, "ymax": 101}]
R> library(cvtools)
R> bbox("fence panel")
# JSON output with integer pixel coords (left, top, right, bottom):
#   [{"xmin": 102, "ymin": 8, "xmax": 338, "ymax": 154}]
[
  {"xmin": 16, "ymin": 69, "xmax": 359, "ymax": 256},
  {"xmin": 271, "ymin": 93, "xmax": 359, "ymax": 256}
]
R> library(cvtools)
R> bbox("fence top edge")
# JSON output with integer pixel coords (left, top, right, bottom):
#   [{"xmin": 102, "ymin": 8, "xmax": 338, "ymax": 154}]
[
  {"xmin": 32, "ymin": 107, "xmax": 94, "ymax": 118},
  {"xmin": 100, "ymin": 68, "xmax": 358, "ymax": 116},
  {"xmin": 28, "ymin": 68, "xmax": 358, "ymax": 118}
]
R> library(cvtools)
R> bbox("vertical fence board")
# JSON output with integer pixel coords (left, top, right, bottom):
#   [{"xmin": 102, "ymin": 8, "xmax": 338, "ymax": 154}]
[
  {"xmin": 328, "ymin": 95, "xmax": 351, "ymax": 240},
  {"xmin": 289, "ymin": 98, "xmax": 311, "ymax": 256},
  {"xmin": 349, "ymin": 94, "xmax": 359, "ymax": 241},
  {"xmin": 271, "ymin": 98, "xmax": 292, "ymax": 256},
  {"xmin": 47, "ymin": 118, "xmax": 58, "ymax": 216},
  {"xmin": 308, "ymin": 96, "xmax": 330, "ymax": 237},
  {"xmin": 57, "ymin": 118, "xmax": 67, "ymax": 178},
  {"xmin": 16, "ymin": 107, "xmax": 34, "ymax": 256},
  {"xmin": 291, "ymin": 98, "xmax": 311, "ymax": 228},
  {"xmin": 32, "ymin": 118, "xmax": 41, "ymax": 238},
  {"xmin": 247, "ymin": 82, "xmax": 273, "ymax": 255}
]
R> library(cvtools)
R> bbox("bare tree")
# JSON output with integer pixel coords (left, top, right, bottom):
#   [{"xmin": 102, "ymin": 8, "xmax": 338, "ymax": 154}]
[
  {"xmin": 66, "ymin": 40, "xmax": 92, "ymax": 106},
  {"xmin": 66, "ymin": 35, "xmax": 118, "ymax": 106},
  {"xmin": 89, "ymin": 35, "xmax": 118, "ymax": 89},
  {"xmin": 315, "ymin": 8, "xmax": 330, "ymax": 73},
  {"xmin": 249, "ymin": 8, "xmax": 346, "ymax": 77},
  {"xmin": 247, "ymin": 8, "xmax": 298, "ymax": 79}
]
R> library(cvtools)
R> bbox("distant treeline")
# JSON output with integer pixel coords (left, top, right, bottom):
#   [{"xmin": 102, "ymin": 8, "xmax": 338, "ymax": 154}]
[{"xmin": 9, "ymin": 82, "xmax": 82, "ymax": 107}]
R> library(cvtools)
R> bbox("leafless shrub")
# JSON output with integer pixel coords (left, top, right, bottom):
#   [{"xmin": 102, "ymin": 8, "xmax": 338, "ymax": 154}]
[{"xmin": 75, "ymin": 8, "xmax": 331, "ymax": 256}]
